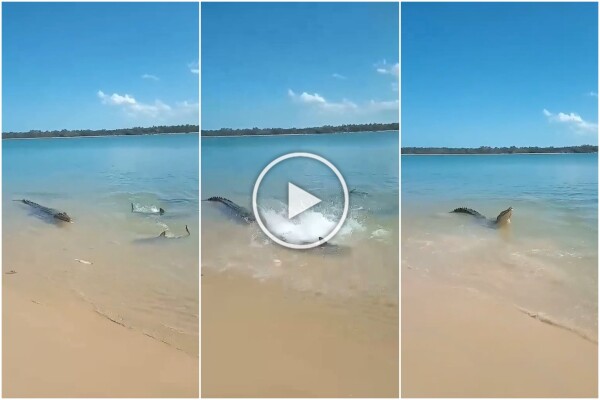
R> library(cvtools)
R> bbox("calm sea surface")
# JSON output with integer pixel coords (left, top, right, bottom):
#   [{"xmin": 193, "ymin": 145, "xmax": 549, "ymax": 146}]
[
  {"xmin": 202, "ymin": 131, "xmax": 399, "ymax": 304},
  {"xmin": 3, "ymin": 133, "xmax": 199, "ymax": 355},
  {"xmin": 402, "ymin": 154, "xmax": 598, "ymax": 339}
]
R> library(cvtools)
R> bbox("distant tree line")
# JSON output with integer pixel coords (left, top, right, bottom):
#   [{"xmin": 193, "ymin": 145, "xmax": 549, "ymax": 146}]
[
  {"xmin": 201, "ymin": 122, "xmax": 399, "ymax": 136},
  {"xmin": 3, "ymin": 124, "xmax": 199, "ymax": 139},
  {"xmin": 402, "ymin": 145, "xmax": 598, "ymax": 155}
]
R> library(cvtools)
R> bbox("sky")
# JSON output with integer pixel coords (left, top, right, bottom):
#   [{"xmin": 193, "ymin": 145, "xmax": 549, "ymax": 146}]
[
  {"xmin": 402, "ymin": 2, "xmax": 598, "ymax": 147},
  {"xmin": 201, "ymin": 2, "xmax": 399, "ymax": 130},
  {"xmin": 3, "ymin": 2, "xmax": 198, "ymax": 132}
]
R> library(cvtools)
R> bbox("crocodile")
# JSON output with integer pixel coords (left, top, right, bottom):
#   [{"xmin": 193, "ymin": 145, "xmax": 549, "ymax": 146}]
[
  {"xmin": 451, "ymin": 206, "xmax": 513, "ymax": 228},
  {"xmin": 203, "ymin": 196, "xmax": 256, "ymax": 223},
  {"xmin": 204, "ymin": 198, "xmax": 349, "ymax": 250},
  {"xmin": 14, "ymin": 199, "xmax": 72, "ymax": 222}
]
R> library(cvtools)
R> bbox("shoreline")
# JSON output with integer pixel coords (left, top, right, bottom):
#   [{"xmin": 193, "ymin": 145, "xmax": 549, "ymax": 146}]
[
  {"xmin": 401, "ymin": 152, "xmax": 597, "ymax": 156},
  {"xmin": 202, "ymin": 268, "xmax": 399, "ymax": 397},
  {"xmin": 402, "ymin": 270, "xmax": 598, "ymax": 397},
  {"xmin": 201, "ymin": 129, "xmax": 398, "ymax": 138},
  {"xmin": 2, "ymin": 132, "xmax": 199, "ymax": 140},
  {"xmin": 3, "ymin": 282, "xmax": 199, "ymax": 397}
]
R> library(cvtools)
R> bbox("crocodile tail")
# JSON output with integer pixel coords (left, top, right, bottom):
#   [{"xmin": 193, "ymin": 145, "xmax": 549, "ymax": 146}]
[{"xmin": 451, "ymin": 207, "xmax": 485, "ymax": 219}]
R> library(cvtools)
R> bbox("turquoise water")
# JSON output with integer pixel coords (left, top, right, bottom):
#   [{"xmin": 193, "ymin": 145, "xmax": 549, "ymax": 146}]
[
  {"xmin": 202, "ymin": 132, "xmax": 399, "ymax": 303},
  {"xmin": 3, "ymin": 134, "xmax": 199, "ymax": 355},
  {"xmin": 402, "ymin": 154, "xmax": 598, "ymax": 338}
]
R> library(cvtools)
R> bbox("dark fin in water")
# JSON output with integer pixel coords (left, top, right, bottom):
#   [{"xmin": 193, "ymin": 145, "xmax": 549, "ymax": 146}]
[
  {"xmin": 451, "ymin": 207, "xmax": 485, "ymax": 219},
  {"xmin": 159, "ymin": 208, "xmax": 165, "ymax": 215},
  {"xmin": 159, "ymin": 231, "xmax": 166, "ymax": 237}
]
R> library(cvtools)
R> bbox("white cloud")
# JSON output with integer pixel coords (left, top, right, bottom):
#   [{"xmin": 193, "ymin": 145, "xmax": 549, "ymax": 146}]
[
  {"xmin": 368, "ymin": 99, "xmax": 399, "ymax": 112},
  {"xmin": 332, "ymin": 73, "xmax": 347, "ymax": 80},
  {"xmin": 188, "ymin": 61, "xmax": 199, "ymax": 74},
  {"xmin": 288, "ymin": 89, "xmax": 358, "ymax": 113},
  {"xmin": 543, "ymin": 108, "xmax": 597, "ymax": 134},
  {"xmin": 141, "ymin": 74, "xmax": 159, "ymax": 81},
  {"xmin": 98, "ymin": 90, "xmax": 136, "ymax": 105},
  {"xmin": 98, "ymin": 90, "xmax": 198, "ymax": 121},
  {"xmin": 288, "ymin": 89, "xmax": 397, "ymax": 115},
  {"xmin": 375, "ymin": 60, "xmax": 399, "ymax": 78}
]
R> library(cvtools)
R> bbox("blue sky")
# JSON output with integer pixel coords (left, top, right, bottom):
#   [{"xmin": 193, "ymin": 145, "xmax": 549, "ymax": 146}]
[
  {"xmin": 201, "ymin": 2, "xmax": 399, "ymax": 130},
  {"xmin": 3, "ymin": 2, "xmax": 198, "ymax": 132},
  {"xmin": 402, "ymin": 2, "xmax": 598, "ymax": 147}
]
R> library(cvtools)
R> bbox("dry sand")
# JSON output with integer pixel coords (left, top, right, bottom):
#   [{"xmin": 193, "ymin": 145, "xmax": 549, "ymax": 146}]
[
  {"xmin": 201, "ymin": 269, "xmax": 399, "ymax": 397},
  {"xmin": 3, "ymin": 277, "xmax": 198, "ymax": 397},
  {"xmin": 402, "ymin": 270, "xmax": 598, "ymax": 397}
]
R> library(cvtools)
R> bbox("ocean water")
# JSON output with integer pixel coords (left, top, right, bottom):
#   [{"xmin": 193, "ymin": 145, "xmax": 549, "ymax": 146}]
[
  {"xmin": 3, "ymin": 134, "xmax": 199, "ymax": 355},
  {"xmin": 201, "ymin": 132, "xmax": 399, "ymax": 305},
  {"xmin": 402, "ymin": 154, "xmax": 598, "ymax": 339}
]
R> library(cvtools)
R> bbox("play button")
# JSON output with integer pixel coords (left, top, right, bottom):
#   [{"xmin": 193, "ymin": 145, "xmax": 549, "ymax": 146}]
[
  {"xmin": 287, "ymin": 183, "xmax": 321, "ymax": 219},
  {"xmin": 252, "ymin": 152, "xmax": 349, "ymax": 250}
]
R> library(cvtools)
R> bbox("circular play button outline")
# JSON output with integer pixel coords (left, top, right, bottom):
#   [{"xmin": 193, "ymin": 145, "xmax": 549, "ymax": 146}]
[{"xmin": 252, "ymin": 152, "xmax": 349, "ymax": 250}]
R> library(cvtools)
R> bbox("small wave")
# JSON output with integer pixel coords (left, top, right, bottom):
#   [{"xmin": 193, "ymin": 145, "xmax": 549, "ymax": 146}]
[
  {"xmin": 132, "ymin": 203, "xmax": 162, "ymax": 213},
  {"xmin": 516, "ymin": 306, "xmax": 597, "ymax": 344},
  {"xmin": 370, "ymin": 228, "xmax": 390, "ymax": 241},
  {"xmin": 159, "ymin": 198, "xmax": 195, "ymax": 205},
  {"xmin": 259, "ymin": 204, "xmax": 362, "ymax": 245}
]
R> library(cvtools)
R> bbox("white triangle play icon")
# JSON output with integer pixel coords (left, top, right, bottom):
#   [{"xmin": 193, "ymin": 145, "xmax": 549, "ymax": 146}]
[{"xmin": 288, "ymin": 182, "xmax": 322, "ymax": 219}]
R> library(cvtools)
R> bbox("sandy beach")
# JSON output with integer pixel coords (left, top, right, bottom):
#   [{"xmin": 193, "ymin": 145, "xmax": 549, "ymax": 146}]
[
  {"xmin": 3, "ymin": 275, "xmax": 198, "ymax": 397},
  {"xmin": 201, "ymin": 269, "xmax": 399, "ymax": 397},
  {"xmin": 402, "ymin": 270, "xmax": 598, "ymax": 397}
]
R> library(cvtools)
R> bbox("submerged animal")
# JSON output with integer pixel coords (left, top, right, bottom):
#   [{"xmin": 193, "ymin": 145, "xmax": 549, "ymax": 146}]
[
  {"xmin": 203, "ymin": 196, "xmax": 255, "ymax": 223},
  {"xmin": 159, "ymin": 225, "xmax": 191, "ymax": 239},
  {"xmin": 134, "ymin": 225, "xmax": 190, "ymax": 244},
  {"xmin": 131, "ymin": 203, "xmax": 165, "ymax": 215},
  {"xmin": 451, "ymin": 206, "xmax": 513, "ymax": 228},
  {"xmin": 286, "ymin": 236, "xmax": 348, "ymax": 254},
  {"xmin": 349, "ymin": 189, "xmax": 368, "ymax": 196},
  {"xmin": 14, "ymin": 199, "xmax": 72, "ymax": 222}
]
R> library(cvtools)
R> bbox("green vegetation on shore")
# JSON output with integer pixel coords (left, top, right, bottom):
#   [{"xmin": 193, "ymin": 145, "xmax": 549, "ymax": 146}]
[
  {"xmin": 402, "ymin": 145, "xmax": 598, "ymax": 154},
  {"xmin": 201, "ymin": 123, "xmax": 399, "ymax": 136},
  {"xmin": 2, "ymin": 125, "xmax": 199, "ymax": 139}
]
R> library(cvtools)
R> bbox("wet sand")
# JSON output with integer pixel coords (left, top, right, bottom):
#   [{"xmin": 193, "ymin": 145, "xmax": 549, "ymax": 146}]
[
  {"xmin": 402, "ymin": 270, "xmax": 598, "ymax": 397},
  {"xmin": 3, "ymin": 279, "xmax": 198, "ymax": 397},
  {"xmin": 201, "ymin": 269, "xmax": 399, "ymax": 397}
]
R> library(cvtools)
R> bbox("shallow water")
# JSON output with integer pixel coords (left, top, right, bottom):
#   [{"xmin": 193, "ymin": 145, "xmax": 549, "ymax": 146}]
[
  {"xmin": 3, "ymin": 134, "xmax": 199, "ymax": 355},
  {"xmin": 402, "ymin": 154, "xmax": 598, "ymax": 339},
  {"xmin": 201, "ymin": 132, "xmax": 399, "ymax": 305}
]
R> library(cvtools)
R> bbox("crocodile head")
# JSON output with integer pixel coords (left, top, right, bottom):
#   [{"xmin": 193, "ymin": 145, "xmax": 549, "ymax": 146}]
[
  {"xmin": 54, "ymin": 212, "xmax": 72, "ymax": 223},
  {"xmin": 495, "ymin": 207, "xmax": 513, "ymax": 226}
]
